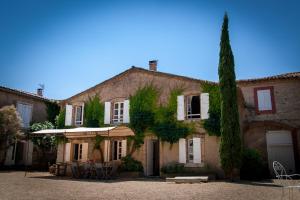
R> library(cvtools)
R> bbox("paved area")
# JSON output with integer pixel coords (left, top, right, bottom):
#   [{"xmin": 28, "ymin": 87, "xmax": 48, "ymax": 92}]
[{"xmin": 0, "ymin": 171, "xmax": 299, "ymax": 200}]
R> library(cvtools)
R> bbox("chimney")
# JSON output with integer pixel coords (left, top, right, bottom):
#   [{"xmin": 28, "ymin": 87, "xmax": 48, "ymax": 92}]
[
  {"xmin": 149, "ymin": 60, "xmax": 158, "ymax": 71},
  {"xmin": 37, "ymin": 88, "xmax": 43, "ymax": 97}
]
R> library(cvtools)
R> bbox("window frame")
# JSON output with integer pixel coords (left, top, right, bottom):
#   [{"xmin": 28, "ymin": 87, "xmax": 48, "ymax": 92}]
[
  {"xmin": 73, "ymin": 143, "xmax": 83, "ymax": 161},
  {"xmin": 254, "ymin": 86, "xmax": 276, "ymax": 114},
  {"xmin": 75, "ymin": 105, "xmax": 83, "ymax": 125},
  {"xmin": 112, "ymin": 140, "xmax": 122, "ymax": 160},
  {"xmin": 187, "ymin": 139, "xmax": 194, "ymax": 163},
  {"xmin": 186, "ymin": 95, "xmax": 201, "ymax": 119},
  {"xmin": 113, "ymin": 102, "xmax": 124, "ymax": 123}
]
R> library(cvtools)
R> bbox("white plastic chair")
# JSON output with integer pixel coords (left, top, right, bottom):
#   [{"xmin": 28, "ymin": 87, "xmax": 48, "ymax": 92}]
[{"xmin": 273, "ymin": 161, "xmax": 300, "ymax": 200}]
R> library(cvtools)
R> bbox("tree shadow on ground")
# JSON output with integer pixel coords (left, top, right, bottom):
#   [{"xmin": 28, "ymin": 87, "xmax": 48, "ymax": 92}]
[{"xmin": 224, "ymin": 180, "xmax": 281, "ymax": 188}]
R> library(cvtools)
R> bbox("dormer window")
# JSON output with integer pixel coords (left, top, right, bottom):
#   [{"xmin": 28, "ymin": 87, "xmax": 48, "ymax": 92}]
[
  {"xmin": 75, "ymin": 105, "xmax": 83, "ymax": 125},
  {"xmin": 186, "ymin": 95, "xmax": 201, "ymax": 119},
  {"xmin": 113, "ymin": 102, "xmax": 124, "ymax": 123}
]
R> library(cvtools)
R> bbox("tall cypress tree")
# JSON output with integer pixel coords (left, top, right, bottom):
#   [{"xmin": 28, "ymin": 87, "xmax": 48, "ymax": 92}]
[{"xmin": 218, "ymin": 13, "xmax": 242, "ymax": 180}]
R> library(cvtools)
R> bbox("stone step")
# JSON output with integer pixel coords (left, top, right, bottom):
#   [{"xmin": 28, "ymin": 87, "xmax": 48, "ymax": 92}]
[{"xmin": 166, "ymin": 176, "xmax": 209, "ymax": 183}]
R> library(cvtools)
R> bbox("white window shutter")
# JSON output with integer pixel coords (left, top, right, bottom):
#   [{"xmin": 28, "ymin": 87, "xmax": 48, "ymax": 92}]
[
  {"xmin": 103, "ymin": 140, "xmax": 110, "ymax": 162},
  {"xmin": 81, "ymin": 143, "xmax": 89, "ymax": 162},
  {"xmin": 81, "ymin": 103, "xmax": 85, "ymax": 125},
  {"xmin": 193, "ymin": 137, "xmax": 201, "ymax": 164},
  {"xmin": 257, "ymin": 90, "xmax": 272, "ymax": 111},
  {"xmin": 65, "ymin": 105, "xmax": 73, "ymax": 126},
  {"xmin": 121, "ymin": 139, "xmax": 127, "ymax": 157},
  {"xmin": 179, "ymin": 138, "xmax": 186, "ymax": 163},
  {"xmin": 104, "ymin": 102, "xmax": 111, "ymax": 124},
  {"xmin": 64, "ymin": 143, "xmax": 71, "ymax": 162},
  {"xmin": 201, "ymin": 93, "xmax": 209, "ymax": 119},
  {"xmin": 123, "ymin": 100, "xmax": 130, "ymax": 123},
  {"xmin": 177, "ymin": 95, "xmax": 185, "ymax": 121}
]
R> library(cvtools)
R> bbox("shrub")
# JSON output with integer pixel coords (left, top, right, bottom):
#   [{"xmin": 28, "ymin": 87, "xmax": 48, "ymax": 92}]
[
  {"xmin": 55, "ymin": 108, "xmax": 65, "ymax": 128},
  {"xmin": 160, "ymin": 163, "xmax": 184, "ymax": 174},
  {"xmin": 240, "ymin": 148, "xmax": 268, "ymax": 180},
  {"xmin": 84, "ymin": 96, "xmax": 104, "ymax": 127},
  {"xmin": 120, "ymin": 155, "xmax": 143, "ymax": 172}
]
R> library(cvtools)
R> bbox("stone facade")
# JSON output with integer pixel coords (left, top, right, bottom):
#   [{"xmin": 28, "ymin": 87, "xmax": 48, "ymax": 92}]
[
  {"xmin": 0, "ymin": 86, "xmax": 50, "ymax": 167},
  {"xmin": 238, "ymin": 78, "xmax": 300, "ymax": 172}
]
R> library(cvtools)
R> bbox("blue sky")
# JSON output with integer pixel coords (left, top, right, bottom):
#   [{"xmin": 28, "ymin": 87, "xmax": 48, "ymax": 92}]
[{"xmin": 0, "ymin": 0, "xmax": 299, "ymax": 100}]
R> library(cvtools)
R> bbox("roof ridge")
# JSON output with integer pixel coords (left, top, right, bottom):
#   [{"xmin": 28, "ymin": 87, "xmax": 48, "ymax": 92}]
[{"xmin": 0, "ymin": 85, "xmax": 54, "ymax": 101}]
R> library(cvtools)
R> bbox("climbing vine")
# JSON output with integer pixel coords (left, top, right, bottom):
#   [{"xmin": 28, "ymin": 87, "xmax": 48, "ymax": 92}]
[
  {"xmin": 202, "ymin": 83, "xmax": 221, "ymax": 136},
  {"xmin": 84, "ymin": 96, "xmax": 104, "ymax": 127},
  {"xmin": 129, "ymin": 85, "xmax": 193, "ymax": 151},
  {"xmin": 129, "ymin": 85, "xmax": 159, "ymax": 149}
]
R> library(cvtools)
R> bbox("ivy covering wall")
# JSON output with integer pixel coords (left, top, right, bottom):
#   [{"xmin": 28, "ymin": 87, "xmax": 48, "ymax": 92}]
[
  {"xmin": 84, "ymin": 96, "xmax": 104, "ymax": 127},
  {"xmin": 202, "ymin": 83, "xmax": 221, "ymax": 136},
  {"xmin": 129, "ymin": 85, "xmax": 193, "ymax": 150}
]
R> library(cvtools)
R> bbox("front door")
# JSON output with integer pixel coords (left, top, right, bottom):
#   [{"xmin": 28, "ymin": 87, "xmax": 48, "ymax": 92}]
[
  {"xmin": 266, "ymin": 130, "xmax": 295, "ymax": 174},
  {"xmin": 146, "ymin": 139, "xmax": 160, "ymax": 176}
]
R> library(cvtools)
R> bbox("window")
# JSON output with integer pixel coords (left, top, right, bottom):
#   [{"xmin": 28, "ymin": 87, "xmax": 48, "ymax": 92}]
[
  {"xmin": 186, "ymin": 95, "xmax": 200, "ymax": 119},
  {"xmin": 73, "ymin": 144, "xmax": 83, "ymax": 161},
  {"xmin": 113, "ymin": 102, "xmax": 124, "ymax": 123},
  {"xmin": 188, "ymin": 139, "xmax": 194, "ymax": 163},
  {"xmin": 75, "ymin": 106, "xmax": 83, "ymax": 125},
  {"xmin": 254, "ymin": 86, "xmax": 276, "ymax": 114},
  {"xmin": 113, "ymin": 140, "xmax": 122, "ymax": 160},
  {"xmin": 16, "ymin": 102, "xmax": 32, "ymax": 128}
]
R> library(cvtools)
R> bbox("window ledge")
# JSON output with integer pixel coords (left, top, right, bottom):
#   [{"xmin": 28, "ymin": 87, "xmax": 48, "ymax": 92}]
[{"xmin": 184, "ymin": 163, "xmax": 204, "ymax": 168}]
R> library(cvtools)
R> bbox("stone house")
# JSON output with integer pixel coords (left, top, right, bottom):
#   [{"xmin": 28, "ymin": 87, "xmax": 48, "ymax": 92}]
[
  {"xmin": 238, "ymin": 72, "xmax": 300, "ymax": 173},
  {"xmin": 55, "ymin": 61, "xmax": 220, "ymax": 176},
  {"xmin": 0, "ymin": 86, "xmax": 50, "ymax": 167},
  {"xmin": 52, "ymin": 61, "xmax": 300, "ymax": 176}
]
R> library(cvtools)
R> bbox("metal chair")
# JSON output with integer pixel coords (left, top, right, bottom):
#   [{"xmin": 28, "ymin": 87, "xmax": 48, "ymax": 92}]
[{"xmin": 273, "ymin": 161, "xmax": 300, "ymax": 200}]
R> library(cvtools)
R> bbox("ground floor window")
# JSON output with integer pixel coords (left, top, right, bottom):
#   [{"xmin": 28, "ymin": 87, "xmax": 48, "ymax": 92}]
[
  {"xmin": 113, "ymin": 140, "xmax": 122, "ymax": 160},
  {"xmin": 188, "ymin": 139, "xmax": 194, "ymax": 163},
  {"xmin": 73, "ymin": 144, "xmax": 83, "ymax": 161}
]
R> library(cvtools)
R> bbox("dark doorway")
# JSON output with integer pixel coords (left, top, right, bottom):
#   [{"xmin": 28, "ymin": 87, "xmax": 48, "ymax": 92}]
[{"xmin": 153, "ymin": 140, "xmax": 160, "ymax": 176}]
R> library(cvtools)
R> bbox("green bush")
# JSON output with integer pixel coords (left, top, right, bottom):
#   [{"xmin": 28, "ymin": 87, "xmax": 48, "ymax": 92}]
[
  {"xmin": 120, "ymin": 155, "xmax": 143, "ymax": 172},
  {"xmin": 160, "ymin": 163, "xmax": 184, "ymax": 174},
  {"xmin": 240, "ymin": 148, "xmax": 268, "ymax": 180}
]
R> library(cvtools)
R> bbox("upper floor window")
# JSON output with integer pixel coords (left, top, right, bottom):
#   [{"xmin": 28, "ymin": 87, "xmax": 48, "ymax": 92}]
[
  {"xmin": 16, "ymin": 102, "xmax": 32, "ymax": 128},
  {"xmin": 75, "ymin": 105, "xmax": 83, "ymax": 125},
  {"xmin": 186, "ymin": 95, "xmax": 200, "ymax": 119},
  {"xmin": 113, "ymin": 102, "xmax": 124, "ymax": 123},
  {"xmin": 254, "ymin": 86, "xmax": 276, "ymax": 114}
]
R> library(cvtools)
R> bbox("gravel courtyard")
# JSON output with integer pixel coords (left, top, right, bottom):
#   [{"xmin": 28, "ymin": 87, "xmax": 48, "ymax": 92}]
[{"xmin": 0, "ymin": 171, "xmax": 299, "ymax": 200}]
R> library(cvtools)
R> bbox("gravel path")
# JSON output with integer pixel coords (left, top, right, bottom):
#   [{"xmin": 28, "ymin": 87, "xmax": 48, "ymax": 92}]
[{"xmin": 0, "ymin": 171, "xmax": 299, "ymax": 200}]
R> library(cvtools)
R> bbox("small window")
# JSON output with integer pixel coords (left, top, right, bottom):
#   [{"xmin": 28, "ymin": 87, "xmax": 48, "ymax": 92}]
[
  {"xmin": 188, "ymin": 139, "xmax": 194, "ymax": 163},
  {"xmin": 254, "ymin": 86, "xmax": 276, "ymax": 114},
  {"xmin": 186, "ymin": 95, "xmax": 201, "ymax": 119},
  {"xmin": 73, "ymin": 144, "xmax": 83, "ymax": 161},
  {"xmin": 113, "ymin": 102, "xmax": 124, "ymax": 123},
  {"xmin": 113, "ymin": 140, "xmax": 122, "ymax": 160},
  {"xmin": 75, "ymin": 106, "xmax": 83, "ymax": 125}
]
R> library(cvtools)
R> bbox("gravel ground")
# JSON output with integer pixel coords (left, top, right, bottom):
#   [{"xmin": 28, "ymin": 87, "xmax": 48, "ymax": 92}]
[{"xmin": 0, "ymin": 171, "xmax": 299, "ymax": 200}]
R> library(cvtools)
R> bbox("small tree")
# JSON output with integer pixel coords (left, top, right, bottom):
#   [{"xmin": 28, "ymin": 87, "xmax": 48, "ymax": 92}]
[
  {"xmin": 218, "ymin": 13, "xmax": 242, "ymax": 180},
  {"xmin": 0, "ymin": 105, "xmax": 22, "ymax": 165}
]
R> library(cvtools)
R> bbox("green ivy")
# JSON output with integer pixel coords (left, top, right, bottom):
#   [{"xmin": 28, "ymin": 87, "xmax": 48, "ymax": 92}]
[
  {"xmin": 84, "ymin": 96, "xmax": 104, "ymax": 127},
  {"xmin": 129, "ymin": 85, "xmax": 159, "ymax": 148},
  {"xmin": 55, "ymin": 108, "xmax": 66, "ymax": 129},
  {"xmin": 153, "ymin": 88, "xmax": 192, "ymax": 143},
  {"xmin": 202, "ymin": 83, "xmax": 221, "ymax": 136},
  {"xmin": 129, "ymin": 85, "xmax": 193, "ymax": 150},
  {"xmin": 45, "ymin": 101, "xmax": 60, "ymax": 124}
]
